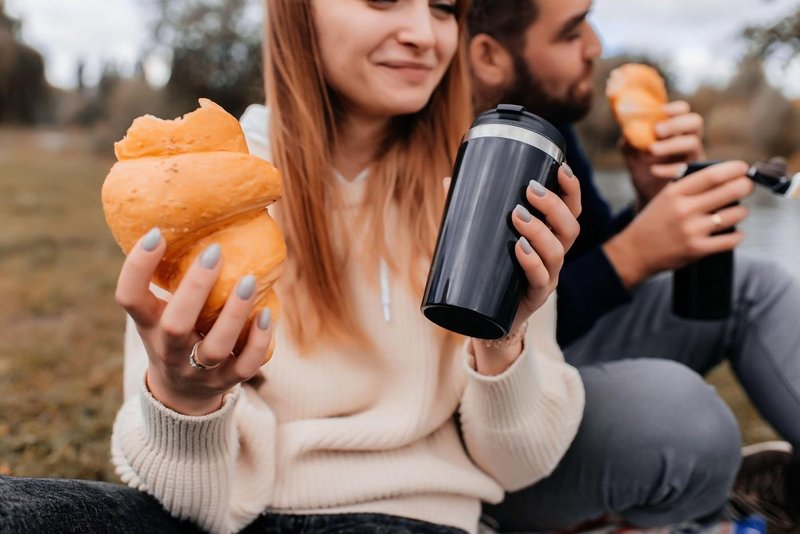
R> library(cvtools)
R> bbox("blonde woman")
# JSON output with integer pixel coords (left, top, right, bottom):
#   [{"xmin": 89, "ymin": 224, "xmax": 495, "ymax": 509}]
[{"xmin": 0, "ymin": 1, "xmax": 583, "ymax": 533}]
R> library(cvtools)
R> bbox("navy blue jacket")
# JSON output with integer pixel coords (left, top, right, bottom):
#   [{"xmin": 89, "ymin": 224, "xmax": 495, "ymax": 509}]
[{"xmin": 556, "ymin": 125, "xmax": 637, "ymax": 347}]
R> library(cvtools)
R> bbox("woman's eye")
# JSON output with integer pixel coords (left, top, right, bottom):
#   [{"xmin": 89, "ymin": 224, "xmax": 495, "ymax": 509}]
[
  {"xmin": 431, "ymin": 2, "xmax": 459, "ymax": 16},
  {"xmin": 367, "ymin": 0, "xmax": 458, "ymax": 17}
]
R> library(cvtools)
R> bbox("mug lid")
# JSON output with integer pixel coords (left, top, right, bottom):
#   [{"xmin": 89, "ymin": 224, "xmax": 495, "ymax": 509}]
[{"xmin": 469, "ymin": 105, "xmax": 566, "ymax": 164}]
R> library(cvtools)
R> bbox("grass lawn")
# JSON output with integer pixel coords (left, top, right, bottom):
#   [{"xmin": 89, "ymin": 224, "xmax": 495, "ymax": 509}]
[
  {"xmin": 0, "ymin": 126, "xmax": 778, "ymax": 482},
  {"xmin": 0, "ymin": 127, "xmax": 125, "ymax": 480}
]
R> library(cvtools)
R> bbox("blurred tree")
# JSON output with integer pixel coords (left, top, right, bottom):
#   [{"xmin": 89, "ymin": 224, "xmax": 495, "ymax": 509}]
[
  {"xmin": 71, "ymin": 63, "xmax": 122, "ymax": 126},
  {"xmin": 0, "ymin": 0, "xmax": 17, "ymax": 34},
  {"xmin": 744, "ymin": 7, "xmax": 800, "ymax": 59},
  {"xmin": 690, "ymin": 56, "xmax": 799, "ymax": 162},
  {"xmin": 726, "ymin": 56, "xmax": 769, "ymax": 99},
  {"xmin": 147, "ymin": 0, "xmax": 265, "ymax": 117},
  {"xmin": 0, "ymin": 0, "xmax": 50, "ymax": 124}
]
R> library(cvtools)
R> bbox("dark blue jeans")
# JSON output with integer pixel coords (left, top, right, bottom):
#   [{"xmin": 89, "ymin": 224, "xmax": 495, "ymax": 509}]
[{"xmin": 0, "ymin": 476, "xmax": 466, "ymax": 533}]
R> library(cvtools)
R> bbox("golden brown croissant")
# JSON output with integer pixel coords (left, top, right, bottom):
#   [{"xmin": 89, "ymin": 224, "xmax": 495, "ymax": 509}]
[
  {"xmin": 102, "ymin": 99, "xmax": 285, "ymax": 358},
  {"xmin": 606, "ymin": 63, "xmax": 669, "ymax": 151}
]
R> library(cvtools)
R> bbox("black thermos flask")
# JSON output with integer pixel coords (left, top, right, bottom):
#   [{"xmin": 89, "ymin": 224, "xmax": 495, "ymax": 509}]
[
  {"xmin": 672, "ymin": 161, "xmax": 734, "ymax": 320},
  {"xmin": 421, "ymin": 104, "xmax": 566, "ymax": 339}
]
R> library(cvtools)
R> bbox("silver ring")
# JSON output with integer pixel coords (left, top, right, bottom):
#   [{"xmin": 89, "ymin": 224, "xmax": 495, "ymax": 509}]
[
  {"xmin": 710, "ymin": 213, "xmax": 723, "ymax": 228},
  {"xmin": 188, "ymin": 340, "xmax": 222, "ymax": 370}
]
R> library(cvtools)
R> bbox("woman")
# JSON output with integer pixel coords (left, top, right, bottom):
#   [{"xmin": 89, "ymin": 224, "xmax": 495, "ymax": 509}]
[{"xmin": 1, "ymin": 1, "xmax": 583, "ymax": 533}]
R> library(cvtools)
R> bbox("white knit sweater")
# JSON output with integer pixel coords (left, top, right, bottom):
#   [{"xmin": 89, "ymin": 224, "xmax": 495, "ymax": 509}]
[{"xmin": 110, "ymin": 106, "xmax": 585, "ymax": 534}]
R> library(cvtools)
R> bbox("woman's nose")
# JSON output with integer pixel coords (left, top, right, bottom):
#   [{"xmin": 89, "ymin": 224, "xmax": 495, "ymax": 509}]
[{"xmin": 396, "ymin": 2, "xmax": 436, "ymax": 50}]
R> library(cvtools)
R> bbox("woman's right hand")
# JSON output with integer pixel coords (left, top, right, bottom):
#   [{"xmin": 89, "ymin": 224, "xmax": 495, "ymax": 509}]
[{"xmin": 115, "ymin": 228, "xmax": 275, "ymax": 416}]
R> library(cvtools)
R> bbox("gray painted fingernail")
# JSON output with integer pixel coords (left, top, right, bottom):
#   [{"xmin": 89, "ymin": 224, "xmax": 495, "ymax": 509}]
[
  {"xmin": 257, "ymin": 308, "xmax": 272, "ymax": 330},
  {"xmin": 514, "ymin": 204, "xmax": 533, "ymax": 223},
  {"xmin": 529, "ymin": 180, "xmax": 547, "ymax": 198},
  {"xmin": 141, "ymin": 228, "xmax": 161, "ymax": 251},
  {"xmin": 561, "ymin": 163, "xmax": 574, "ymax": 178},
  {"xmin": 236, "ymin": 275, "xmax": 256, "ymax": 300},
  {"xmin": 199, "ymin": 244, "xmax": 221, "ymax": 269},
  {"xmin": 519, "ymin": 236, "xmax": 533, "ymax": 255}
]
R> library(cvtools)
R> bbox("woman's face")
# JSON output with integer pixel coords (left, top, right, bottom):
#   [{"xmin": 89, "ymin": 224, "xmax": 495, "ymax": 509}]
[{"xmin": 312, "ymin": 0, "xmax": 460, "ymax": 119}]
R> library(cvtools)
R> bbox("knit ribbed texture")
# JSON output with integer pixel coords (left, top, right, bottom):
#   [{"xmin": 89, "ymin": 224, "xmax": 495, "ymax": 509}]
[
  {"xmin": 109, "ymin": 106, "xmax": 586, "ymax": 533},
  {"xmin": 460, "ymin": 331, "xmax": 585, "ymax": 491}
]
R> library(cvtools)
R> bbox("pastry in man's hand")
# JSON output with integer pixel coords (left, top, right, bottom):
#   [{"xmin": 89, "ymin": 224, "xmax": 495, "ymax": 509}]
[{"xmin": 606, "ymin": 63, "xmax": 669, "ymax": 151}]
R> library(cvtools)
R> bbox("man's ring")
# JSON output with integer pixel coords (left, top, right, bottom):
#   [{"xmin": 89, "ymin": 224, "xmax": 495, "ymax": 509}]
[
  {"xmin": 710, "ymin": 213, "xmax": 723, "ymax": 228},
  {"xmin": 188, "ymin": 340, "xmax": 223, "ymax": 370}
]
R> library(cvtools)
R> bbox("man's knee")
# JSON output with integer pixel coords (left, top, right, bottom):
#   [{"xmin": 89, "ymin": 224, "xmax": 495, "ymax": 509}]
[
  {"xmin": 735, "ymin": 255, "xmax": 797, "ymax": 301},
  {"xmin": 583, "ymin": 359, "xmax": 741, "ymax": 521}
]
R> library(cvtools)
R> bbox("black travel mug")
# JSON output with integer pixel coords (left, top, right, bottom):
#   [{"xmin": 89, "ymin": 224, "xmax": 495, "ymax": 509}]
[
  {"xmin": 421, "ymin": 104, "xmax": 566, "ymax": 339},
  {"xmin": 672, "ymin": 161, "xmax": 734, "ymax": 320}
]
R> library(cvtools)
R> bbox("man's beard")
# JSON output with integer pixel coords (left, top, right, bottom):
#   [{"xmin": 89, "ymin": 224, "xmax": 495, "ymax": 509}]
[{"xmin": 497, "ymin": 53, "xmax": 594, "ymax": 125}]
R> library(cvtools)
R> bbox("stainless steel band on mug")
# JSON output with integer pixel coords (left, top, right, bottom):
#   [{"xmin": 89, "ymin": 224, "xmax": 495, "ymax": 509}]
[{"xmin": 465, "ymin": 124, "xmax": 565, "ymax": 164}]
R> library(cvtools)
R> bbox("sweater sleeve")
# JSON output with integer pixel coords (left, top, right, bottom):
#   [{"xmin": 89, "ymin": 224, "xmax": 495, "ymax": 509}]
[
  {"xmin": 458, "ymin": 299, "xmax": 585, "ymax": 492},
  {"xmin": 111, "ymin": 322, "xmax": 278, "ymax": 534}
]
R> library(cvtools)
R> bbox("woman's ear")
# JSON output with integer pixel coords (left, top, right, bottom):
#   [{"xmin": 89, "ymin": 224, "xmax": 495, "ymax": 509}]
[{"xmin": 468, "ymin": 33, "xmax": 515, "ymax": 91}]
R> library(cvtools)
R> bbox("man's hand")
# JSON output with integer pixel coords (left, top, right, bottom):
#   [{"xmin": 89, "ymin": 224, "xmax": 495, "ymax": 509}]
[
  {"xmin": 603, "ymin": 161, "xmax": 753, "ymax": 289},
  {"xmin": 622, "ymin": 100, "xmax": 706, "ymax": 207}
]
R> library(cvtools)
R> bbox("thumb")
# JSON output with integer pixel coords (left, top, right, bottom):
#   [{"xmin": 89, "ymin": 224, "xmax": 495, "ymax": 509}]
[{"xmin": 442, "ymin": 176, "xmax": 451, "ymax": 194}]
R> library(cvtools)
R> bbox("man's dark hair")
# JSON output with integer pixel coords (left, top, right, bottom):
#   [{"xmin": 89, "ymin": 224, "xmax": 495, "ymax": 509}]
[{"xmin": 467, "ymin": 0, "xmax": 539, "ymax": 48}]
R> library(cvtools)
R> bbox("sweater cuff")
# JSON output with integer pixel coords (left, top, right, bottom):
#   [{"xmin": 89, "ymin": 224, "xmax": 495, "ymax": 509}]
[
  {"xmin": 459, "ymin": 340, "xmax": 584, "ymax": 491},
  {"xmin": 462, "ymin": 341, "xmax": 545, "ymax": 430},
  {"xmin": 111, "ymin": 374, "xmax": 243, "ymax": 533},
  {"xmin": 139, "ymin": 373, "xmax": 241, "ymax": 461}
]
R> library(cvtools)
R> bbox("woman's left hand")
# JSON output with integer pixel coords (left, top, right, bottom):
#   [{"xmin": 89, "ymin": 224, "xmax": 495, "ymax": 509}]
[{"xmin": 510, "ymin": 163, "xmax": 581, "ymax": 329}]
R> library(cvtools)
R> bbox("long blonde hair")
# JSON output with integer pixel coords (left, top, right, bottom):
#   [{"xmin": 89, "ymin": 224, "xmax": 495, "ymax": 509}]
[{"xmin": 265, "ymin": 0, "xmax": 472, "ymax": 350}]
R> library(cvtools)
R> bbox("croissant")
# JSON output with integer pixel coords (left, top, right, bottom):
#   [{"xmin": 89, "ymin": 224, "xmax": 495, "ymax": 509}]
[
  {"xmin": 606, "ymin": 63, "xmax": 668, "ymax": 151},
  {"xmin": 102, "ymin": 99, "xmax": 285, "ymax": 358}
]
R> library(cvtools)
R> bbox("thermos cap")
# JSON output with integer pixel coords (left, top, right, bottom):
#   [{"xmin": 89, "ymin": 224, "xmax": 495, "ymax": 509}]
[{"xmin": 468, "ymin": 104, "xmax": 566, "ymax": 164}]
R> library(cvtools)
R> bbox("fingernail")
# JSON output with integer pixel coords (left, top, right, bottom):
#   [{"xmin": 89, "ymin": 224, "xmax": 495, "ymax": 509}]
[
  {"xmin": 674, "ymin": 163, "xmax": 688, "ymax": 179},
  {"xmin": 514, "ymin": 204, "xmax": 533, "ymax": 223},
  {"xmin": 519, "ymin": 236, "xmax": 533, "ymax": 255},
  {"xmin": 199, "ymin": 244, "xmax": 221, "ymax": 269},
  {"xmin": 561, "ymin": 163, "xmax": 574, "ymax": 178},
  {"xmin": 529, "ymin": 180, "xmax": 547, "ymax": 198},
  {"xmin": 141, "ymin": 228, "xmax": 161, "ymax": 251},
  {"xmin": 257, "ymin": 308, "xmax": 272, "ymax": 330},
  {"xmin": 236, "ymin": 274, "xmax": 256, "ymax": 300}
]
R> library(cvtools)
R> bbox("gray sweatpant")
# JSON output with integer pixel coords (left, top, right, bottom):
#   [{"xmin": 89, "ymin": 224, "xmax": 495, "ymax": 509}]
[{"xmin": 486, "ymin": 255, "xmax": 800, "ymax": 530}]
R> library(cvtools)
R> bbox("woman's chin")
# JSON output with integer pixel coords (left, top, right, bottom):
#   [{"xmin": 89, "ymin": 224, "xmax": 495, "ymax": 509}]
[{"xmin": 370, "ymin": 96, "xmax": 433, "ymax": 118}]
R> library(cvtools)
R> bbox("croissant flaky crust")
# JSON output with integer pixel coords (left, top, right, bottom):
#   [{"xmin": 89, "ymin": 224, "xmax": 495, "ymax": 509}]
[
  {"xmin": 102, "ymin": 99, "xmax": 285, "ymax": 356},
  {"xmin": 606, "ymin": 63, "xmax": 669, "ymax": 150}
]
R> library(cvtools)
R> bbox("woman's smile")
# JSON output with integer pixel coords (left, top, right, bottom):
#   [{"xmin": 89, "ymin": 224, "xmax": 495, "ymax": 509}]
[{"xmin": 377, "ymin": 59, "xmax": 435, "ymax": 83}]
